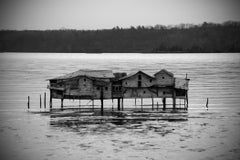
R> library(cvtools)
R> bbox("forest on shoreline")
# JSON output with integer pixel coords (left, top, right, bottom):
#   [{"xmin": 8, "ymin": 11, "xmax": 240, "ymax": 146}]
[{"xmin": 0, "ymin": 21, "xmax": 240, "ymax": 53}]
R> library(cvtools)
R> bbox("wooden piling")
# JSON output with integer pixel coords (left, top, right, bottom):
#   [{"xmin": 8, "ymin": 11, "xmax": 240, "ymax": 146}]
[
  {"xmin": 186, "ymin": 91, "xmax": 189, "ymax": 110},
  {"xmin": 162, "ymin": 98, "xmax": 166, "ymax": 111},
  {"xmin": 151, "ymin": 97, "xmax": 154, "ymax": 110},
  {"xmin": 141, "ymin": 97, "xmax": 143, "ymax": 111},
  {"xmin": 27, "ymin": 96, "xmax": 30, "ymax": 109},
  {"xmin": 172, "ymin": 90, "xmax": 176, "ymax": 110},
  {"xmin": 44, "ymin": 92, "xmax": 46, "ymax": 109},
  {"xmin": 100, "ymin": 87, "xmax": 104, "ymax": 116},
  {"xmin": 112, "ymin": 99, "xmax": 114, "ymax": 111},
  {"xmin": 79, "ymin": 98, "xmax": 81, "ymax": 108},
  {"xmin": 40, "ymin": 94, "xmax": 42, "ymax": 109},
  {"xmin": 50, "ymin": 90, "xmax": 52, "ymax": 109},
  {"xmin": 61, "ymin": 98, "xmax": 63, "ymax": 110},
  {"xmin": 117, "ymin": 98, "xmax": 121, "ymax": 111},
  {"xmin": 121, "ymin": 98, "xmax": 124, "ymax": 111},
  {"xmin": 135, "ymin": 97, "xmax": 137, "ymax": 107}
]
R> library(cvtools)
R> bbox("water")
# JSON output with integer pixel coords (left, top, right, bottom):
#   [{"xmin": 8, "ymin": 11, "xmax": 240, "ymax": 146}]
[{"xmin": 0, "ymin": 53, "xmax": 240, "ymax": 160}]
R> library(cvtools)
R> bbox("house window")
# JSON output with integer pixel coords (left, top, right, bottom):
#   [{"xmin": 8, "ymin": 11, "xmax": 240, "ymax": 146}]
[
  {"xmin": 83, "ymin": 78, "xmax": 86, "ymax": 82},
  {"xmin": 105, "ymin": 87, "xmax": 108, "ymax": 91},
  {"xmin": 97, "ymin": 87, "xmax": 100, "ymax": 90},
  {"xmin": 138, "ymin": 74, "xmax": 142, "ymax": 80},
  {"xmin": 162, "ymin": 77, "xmax": 165, "ymax": 79},
  {"xmin": 163, "ymin": 91, "xmax": 165, "ymax": 95},
  {"xmin": 125, "ymin": 82, "xmax": 128, "ymax": 85},
  {"xmin": 143, "ymin": 91, "xmax": 146, "ymax": 94},
  {"xmin": 150, "ymin": 79, "xmax": 152, "ymax": 83},
  {"xmin": 138, "ymin": 81, "xmax": 141, "ymax": 87}
]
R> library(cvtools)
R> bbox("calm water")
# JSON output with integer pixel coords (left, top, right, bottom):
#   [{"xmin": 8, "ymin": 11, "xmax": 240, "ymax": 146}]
[
  {"xmin": 0, "ymin": 53, "xmax": 240, "ymax": 110},
  {"xmin": 0, "ymin": 53, "xmax": 240, "ymax": 160}
]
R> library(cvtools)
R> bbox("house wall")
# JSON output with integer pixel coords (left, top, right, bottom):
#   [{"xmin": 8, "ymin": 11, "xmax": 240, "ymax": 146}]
[
  {"xmin": 78, "ymin": 77, "xmax": 94, "ymax": 96},
  {"xmin": 154, "ymin": 72, "xmax": 174, "ymax": 86},
  {"xmin": 175, "ymin": 78, "xmax": 189, "ymax": 90},
  {"xmin": 123, "ymin": 88, "xmax": 155, "ymax": 98},
  {"xmin": 93, "ymin": 83, "xmax": 112, "ymax": 99},
  {"xmin": 122, "ymin": 72, "xmax": 153, "ymax": 88}
]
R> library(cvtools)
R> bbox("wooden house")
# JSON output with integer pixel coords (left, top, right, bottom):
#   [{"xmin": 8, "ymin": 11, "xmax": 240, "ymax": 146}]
[
  {"xmin": 47, "ymin": 69, "xmax": 189, "ymax": 113},
  {"xmin": 48, "ymin": 70, "xmax": 114, "ymax": 108}
]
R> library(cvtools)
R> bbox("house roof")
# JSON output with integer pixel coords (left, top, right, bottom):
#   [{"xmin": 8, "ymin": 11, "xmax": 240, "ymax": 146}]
[
  {"xmin": 49, "ymin": 69, "xmax": 114, "ymax": 80},
  {"xmin": 119, "ymin": 71, "xmax": 154, "ymax": 80},
  {"xmin": 154, "ymin": 69, "xmax": 174, "ymax": 77}
]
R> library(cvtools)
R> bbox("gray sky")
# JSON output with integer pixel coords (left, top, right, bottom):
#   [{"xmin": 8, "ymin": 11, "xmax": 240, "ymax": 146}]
[{"xmin": 0, "ymin": 0, "xmax": 240, "ymax": 30}]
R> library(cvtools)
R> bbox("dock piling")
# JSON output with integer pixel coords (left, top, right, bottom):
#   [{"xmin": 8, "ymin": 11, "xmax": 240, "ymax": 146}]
[
  {"xmin": 40, "ymin": 94, "xmax": 42, "ymax": 109},
  {"xmin": 44, "ymin": 92, "xmax": 46, "ymax": 109},
  {"xmin": 27, "ymin": 96, "xmax": 30, "ymax": 109}
]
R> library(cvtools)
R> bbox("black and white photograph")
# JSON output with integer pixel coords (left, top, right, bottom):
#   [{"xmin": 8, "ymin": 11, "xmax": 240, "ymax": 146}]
[{"xmin": 0, "ymin": 0, "xmax": 240, "ymax": 160}]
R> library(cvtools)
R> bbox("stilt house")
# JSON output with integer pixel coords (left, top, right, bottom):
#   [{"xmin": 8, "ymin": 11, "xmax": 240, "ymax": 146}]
[{"xmin": 48, "ymin": 69, "xmax": 189, "ymax": 110}]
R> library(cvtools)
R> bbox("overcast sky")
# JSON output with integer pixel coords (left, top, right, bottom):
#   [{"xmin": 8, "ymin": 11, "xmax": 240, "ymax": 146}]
[{"xmin": 0, "ymin": 0, "xmax": 240, "ymax": 30}]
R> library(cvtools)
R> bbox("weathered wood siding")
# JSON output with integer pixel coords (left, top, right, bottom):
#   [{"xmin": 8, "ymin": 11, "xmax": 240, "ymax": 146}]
[
  {"xmin": 78, "ymin": 77, "xmax": 94, "ymax": 96},
  {"xmin": 123, "ymin": 88, "xmax": 155, "ymax": 98},
  {"xmin": 154, "ymin": 72, "xmax": 174, "ymax": 86},
  {"xmin": 157, "ymin": 88, "xmax": 173, "ymax": 98},
  {"xmin": 122, "ymin": 72, "xmax": 153, "ymax": 88},
  {"xmin": 93, "ymin": 83, "xmax": 112, "ymax": 99},
  {"xmin": 175, "ymin": 78, "xmax": 189, "ymax": 90}
]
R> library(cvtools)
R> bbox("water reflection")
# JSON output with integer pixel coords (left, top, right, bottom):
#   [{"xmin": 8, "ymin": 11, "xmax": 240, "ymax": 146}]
[{"xmin": 49, "ymin": 111, "xmax": 188, "ymax": 136}]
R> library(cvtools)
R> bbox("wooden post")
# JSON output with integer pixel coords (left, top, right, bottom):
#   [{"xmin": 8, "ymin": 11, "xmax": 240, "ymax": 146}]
[
  {"xmin": 141, "ymin": 97, "xmax": 143, "ymax": 111},
  {"xmin": 100, "ymin": 87, "xmax": 104, "ymax": 116},
  {"xmin": 151, "ymin": 97, "xmax": 154, "ymax": 111},
  {"xmin": 186, "ymin": 90, "xmax": 189, "ymax": 110},
  {"xmin": 112, "ymin": 99, "xmax": 114, "ymax": 111},
  {"xmin": 117, "ymin": 98, "xmax": 121, "ymax": 111},
  {"xmin": 44, "ymin": 92, "xmax": 46, "ymax": 109},
  {"xmin": 135, "ymin": 97, "xmax": 137, "ymax": 107},
  {"xmin": 50, "ymin": 90, "xmax": 52, "ymax": 109},
  {"xmin": 121, "ymin": 98, "xmax": 124, "ymax": 111},
  {"xmin": 27, "ymin": 96, "xmax": 30, "ymax": 109},
  {"xmin": 172, "ymin": 90, "xmax": 176, "ymax": 110},
  {"xmin": 61, "ymin": 98, "xmax": 63, "ymax": 110},
  {"xmin": 162, "ymin": 98, "xmax": 166, "ymax": 111},
  {"xmin": 40, "ymin": 94, "xmax": 42, "ymax": 109}
]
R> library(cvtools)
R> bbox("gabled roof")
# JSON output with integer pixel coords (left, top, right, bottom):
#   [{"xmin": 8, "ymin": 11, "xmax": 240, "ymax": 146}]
[
  {"xmin": 119, "ymin": 71, "xmax": 154, "ymax": 80},
  {"xmin": 154, "ymin": 69, "xmax": 174, "ymax": 77},
  {"xmin": 49, "ymin": 69, "xmax": 114, "ymax": 80}
]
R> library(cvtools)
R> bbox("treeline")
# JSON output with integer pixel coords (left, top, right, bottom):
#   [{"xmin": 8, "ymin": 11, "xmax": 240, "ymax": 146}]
[{"xmin": 0, "ymin": 21, "xmax": 240, "ymax": 53}]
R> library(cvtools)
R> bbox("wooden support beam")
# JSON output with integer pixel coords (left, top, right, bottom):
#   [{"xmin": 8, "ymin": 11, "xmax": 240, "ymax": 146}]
[
  {"xmin": 162, "ymin": 98, "xmax": 166, "ymax": 111},
  {"xmin": 27, "ymin": 96, "xmax": 30, "ymax": 109},
  {"xmin": 152, "ymin": 97, "xmax": 154, "ymax": 111},
  {"xmin": 186, "ymin": 90, "xmax": 189, "ymax": 110},
  {"xmin": 50, "ymin": 90, "xmax": 52, "ymax": 109},
  {"xmin": 112, "ymin": 99, "xmax": 114, "ymax": 111},
  {"xmin": 40, "ymin": 94, "xmax": 42, "ymax": 109},
  {"xmin": 172, "ymin": 90, "xmax": 176, "ymax": 110},
  {"xmin": 135, "ymin": 97, "xmax": 137, "ymax": 107},
  {"xmin": 44, "ymin": 92, "xmax": 46, "ymax": 109},
  {"xmin": 117, "ymin": 98, "xmax": 121, "ymax": 111},
  {"xmin": 61, "ymin": 98, "xmax": 64, "ymax": 110},
  {"xmin": 121, "ymin": 98, "xmax": 124, "ymax": 111},
  {"xmin": 100, "ymin": 87, "xmax": 104, "ymax": 116}
]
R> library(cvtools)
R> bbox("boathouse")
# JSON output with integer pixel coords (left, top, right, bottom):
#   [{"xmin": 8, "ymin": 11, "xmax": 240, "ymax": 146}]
[{"xmin": 47, "ymin": 69, "xmax": 189, "ymax": 113}]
